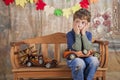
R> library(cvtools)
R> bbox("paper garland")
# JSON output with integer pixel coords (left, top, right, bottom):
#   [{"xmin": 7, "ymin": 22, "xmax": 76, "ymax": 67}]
[
  {"xmin": 54, "ymin": 9, "xmax": 63, "ymax": 16},
  {"xmin": 71, "ymin": 4, "xmax": 81, "ymax": 13},
  {"xmin": 2, "ymin": 0, "xmax": 99, "ymax": 19},
  {"xmin": 15, "ymin": 0, "xmax": 34, "ymax": 7},
  {"xmin": 62, "ymin": 8, "xmax": 72, "ymax": 19},
  {"xmin": 36, "ymin": 0, "xmax": 46, "ymax": 10},
  {"xmin": 3, "ymin": 0, "xmax": 14, "ymax": 5},
  {"xmin": 79, "ymin": 0, "xmax": 89, "ymax": 9}
]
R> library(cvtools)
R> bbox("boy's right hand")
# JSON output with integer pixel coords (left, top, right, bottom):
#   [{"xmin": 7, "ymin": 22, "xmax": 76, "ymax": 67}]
[{"xmin": 73, "ymin": 24, "xmax": 80, "ymax": 34}]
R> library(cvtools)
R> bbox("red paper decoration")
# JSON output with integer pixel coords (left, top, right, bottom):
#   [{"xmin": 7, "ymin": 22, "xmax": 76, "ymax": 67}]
[
  {"xmin": 3, "ymin": 0, "xmax": 14, "ymax": 6},
  {"xmin": 36, "ymin": 0, "xmax": 46, "ymax": 10},
  {"xmin": 79, "ymin": 0, "xmax": 89, "ymax": 9}
]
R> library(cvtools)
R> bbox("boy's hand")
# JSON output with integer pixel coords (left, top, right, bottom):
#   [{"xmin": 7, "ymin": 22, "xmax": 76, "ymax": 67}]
[
  {"xmin": 86, "ymin": 50, "xmax": 93, "ymax": 56},
  {"xmin": 75, "ymin": 50, "xmax": 93, "ymax": 57},
  {"xmin": 75, "ymin": 51, "xmax": 84, "ymax": 57},
  {"xmin": 73, "ymin": 23, "xmax": 80, "ymax": 34},
  {"xmin": 81, "ymin": 23, "xmax": 90, "ymax": 35}
]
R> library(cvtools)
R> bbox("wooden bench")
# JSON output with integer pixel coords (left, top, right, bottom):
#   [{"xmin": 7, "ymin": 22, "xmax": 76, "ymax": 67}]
[{"xmin": 10, "ymin": 32, "xmax": 109, "ymax": 80}]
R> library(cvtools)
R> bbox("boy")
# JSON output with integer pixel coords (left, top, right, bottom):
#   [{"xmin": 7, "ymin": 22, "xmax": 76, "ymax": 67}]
[{"xmin": 66, "ymin": 8, "xmax": 99, "ymax": 80}]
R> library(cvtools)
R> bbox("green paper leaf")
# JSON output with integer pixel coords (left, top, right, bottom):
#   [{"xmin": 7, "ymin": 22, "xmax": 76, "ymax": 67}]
[{"xmin": 54, "ymin": 9, "xmax": 63, "ymax": 16}]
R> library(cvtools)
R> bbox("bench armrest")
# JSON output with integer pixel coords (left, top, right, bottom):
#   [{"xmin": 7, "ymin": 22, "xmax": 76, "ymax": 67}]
[
  {"xmin": 10, "ymin": 46, "xmax": 21, "ymax": 69},
  {"xmin": 93, "ymin": 39, "xmax": 109, "ymax": 68},
  {"xmin": 93, "ymin": 40, "xmax": 109, "ymax": 45}
]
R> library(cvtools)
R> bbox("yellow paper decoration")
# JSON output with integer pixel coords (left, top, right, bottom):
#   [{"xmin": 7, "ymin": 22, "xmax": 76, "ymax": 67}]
[
  {"xmin": 15, "ymin": 0, "xmax": 27, "ymax": 7},
  {"xmin": 15, "ymin": 0, "xmax": 33, "ymax": 7},
  {"xmin": 62, "ymin": 8, "xmax": 72, "ymax": 19},
  {"xmin": 90, "ymin": 0, "xmax": 98, "ymax": 3},
  {"xmin": 71, "ymin": 4, "xmax": 81, "ymax": 13},
  {"xmin": 15, "ymin": 0, "xmax": 19, "ymax": 5},
  {"xmin": 29, "ymin": 0, "xmax": 34, "ymax": 3}
]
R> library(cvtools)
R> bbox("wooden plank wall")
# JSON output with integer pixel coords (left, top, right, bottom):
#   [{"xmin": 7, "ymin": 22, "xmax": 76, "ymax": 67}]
[
  {"xmin": 0, "ymin": 0, "xmax": 120, "ymax": 80},
  {"xmin": 0, "ymin": 1, "xmax": 12, "ymax": 80}
]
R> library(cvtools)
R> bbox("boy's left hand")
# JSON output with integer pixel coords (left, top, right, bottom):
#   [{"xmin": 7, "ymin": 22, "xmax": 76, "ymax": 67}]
[
  {"xmin": 75, "ymin": 50, "xmax": 93, "ymax": 57},
  {"xmin": 81, "ymin": 23, "xmax": 90, "ymax": 35}
]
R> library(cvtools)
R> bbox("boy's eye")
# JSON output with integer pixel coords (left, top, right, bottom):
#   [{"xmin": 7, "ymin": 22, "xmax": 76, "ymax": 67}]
[
  {"xmin": 76, "ymin": 21, "xmax": 80, "ymax": 23},
  {"xmin": 82, "ymin": 21, "xmax": 85, "ymax": 24}
]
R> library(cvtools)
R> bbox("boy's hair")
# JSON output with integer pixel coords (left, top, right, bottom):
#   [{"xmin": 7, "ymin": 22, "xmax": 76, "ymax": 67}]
[{"xmin": 73, "ymin": 8, "xmax": 91, "ymax": 22}]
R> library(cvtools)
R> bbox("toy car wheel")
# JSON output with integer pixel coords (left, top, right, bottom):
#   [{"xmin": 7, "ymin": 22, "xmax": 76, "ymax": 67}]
[
  {"xmin": 83, "ymin": 49, "xmax": 88, "ymax": 55},
  {"xmin": 67, "ymin": 53, "xmax": 77, "ymax": 60},
  {"xmin": 52, "ymin": 60, "xmax": 57, "ymax": 63},
  {"xmin": 39, "ymin": 59, "xmax": 44, "ymax": 65},
  {"xmin": 93, "ymin": 52, "xmax": 100, "ymax": 58},
  {"xmin": 26, "ymin": 62, "xmax": 32, "ymax": 67},
  {"xmin": 45, "ymin": 63, "xmax": 51, "ymax": 68}
]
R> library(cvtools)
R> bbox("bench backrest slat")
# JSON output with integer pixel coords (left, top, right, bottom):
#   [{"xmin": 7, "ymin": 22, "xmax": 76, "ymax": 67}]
[{"xmin": 22, "ymin": 32, "xmax": 67, "ymax": 44}]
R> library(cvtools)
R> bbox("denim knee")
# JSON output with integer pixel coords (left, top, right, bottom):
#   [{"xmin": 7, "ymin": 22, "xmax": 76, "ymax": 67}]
[
  {"xmin": 90, "ymin": 57, "xmax": 99, "ymax": 67},
  {"xmin": 67, "ymin": 58, "xmax": 86, "ymax": 71}
]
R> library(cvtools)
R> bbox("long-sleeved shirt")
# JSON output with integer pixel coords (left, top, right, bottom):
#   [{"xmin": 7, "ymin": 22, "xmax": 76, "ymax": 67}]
[{"xmin": 66, "ymin": 29, "xmax": 93, "ymax": 52}]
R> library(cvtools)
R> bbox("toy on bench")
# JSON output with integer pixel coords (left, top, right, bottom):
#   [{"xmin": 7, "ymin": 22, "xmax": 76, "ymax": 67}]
[
  {"xmin": 40, "ymin": 56, "xmax": 58, "ymax": 69},
  {"xmin": 63, "ymin": 49, "xmax": 100, "ymax": 60},
  {"xmin": 15, "ymin": 46, "xmax": 58, "ymax": 68},
  {"xmin": 14, "ymin": 46, "xmax": 38, "ymax": 66}
]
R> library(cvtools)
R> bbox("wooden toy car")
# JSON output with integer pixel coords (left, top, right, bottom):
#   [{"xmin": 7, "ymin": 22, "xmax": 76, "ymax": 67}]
[
  {"xmin": 63, "ymin": 49, "xmax": 100, "ymax": 60},
  {"xmin": 63, "ymin": 50, "xmax": 78, "ymax": 60},
  {"xmin": 33, "ymin": 55, "xmax": 57, "ymax": 68},
  {"xmin": 43, "ymin": 58, "xmax": 58, "ymax": 69},
  {"xmin": 25, "ymin": 54, "xmax": 44, "ymax": 67},
  {"xmin": 15, "ymin": 46, "xmax": 58, "ymax": 68},
  {"xmin": 38, "ymin": 55, "xmax": 58, "ymax": 68},
  {"xmin": 25, "ymin": 55, "xmax": 58, "ymax": 68},
  {"xmin": 14, "ymin": 46, "xmax": 41, "ymax": 66}
]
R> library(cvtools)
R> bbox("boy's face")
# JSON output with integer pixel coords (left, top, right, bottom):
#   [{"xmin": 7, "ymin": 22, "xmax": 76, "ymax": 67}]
[{"xmin": 73, "ymin": 18, "xmax": 88, "ymax": 30}]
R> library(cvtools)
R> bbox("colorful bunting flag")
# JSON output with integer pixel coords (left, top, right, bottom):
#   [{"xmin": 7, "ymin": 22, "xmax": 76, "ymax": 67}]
[
  {"xmin": 36, "ymin": 0, "xmax": 46, "ymax": 10},
  {"xmin": 3, "ymin": 0, "xmax": 14, "ymax": 5},
  {"xmin": 54, "ymin": 9, "xmax": 63, "ymax": 16},
  {"xmin": 2, "ymin": 0, "xmax": 96, "ymax": 19},
  {"xmin": 79, "ymin": 0, "xmax": 89, "ymax": 9},
  {"xmin": 62, "ymin": 8, "xmax": 72, "ymax": 19},
  {"xmin": 71, "ymin": 4, "xmax": 81, "ymax": 13},
  {"xmin": 28, "ymin": 0, "xmax": 34, "ymax": 3},
  {"xmin": 15, "ymin": 0, "xmax": 27, "ymax": 7}
]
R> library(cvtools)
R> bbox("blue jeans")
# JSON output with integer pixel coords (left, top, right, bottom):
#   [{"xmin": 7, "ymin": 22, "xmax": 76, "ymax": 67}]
[{"xmin": 67, "ymin": 56, "xmax": 99, "ymax": 80}]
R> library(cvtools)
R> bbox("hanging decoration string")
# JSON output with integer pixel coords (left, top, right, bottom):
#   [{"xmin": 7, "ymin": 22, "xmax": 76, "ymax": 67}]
[{"xmin": 2, "ymin": 0, "xmax": 99, "ymax": 18}]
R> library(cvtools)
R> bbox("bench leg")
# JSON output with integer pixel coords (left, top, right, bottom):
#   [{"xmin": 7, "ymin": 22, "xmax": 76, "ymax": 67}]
[
  {"xmin": 14, "ymin": 76, "xmax": 17, "ymax": 80},
  {"xmin": 14, "ymin": 73, "xmax": 22, "ymax": 80},
  {"xmin": 101, "ymin": 71, "xmax": 106, "ymax": 80},
  {"xmin": 101, "ymin": 76, "xmax": 106, "ymax": 80},
  {"xmin": 14, "ymin": 73, "xmax": 18, "ymax": 80}
]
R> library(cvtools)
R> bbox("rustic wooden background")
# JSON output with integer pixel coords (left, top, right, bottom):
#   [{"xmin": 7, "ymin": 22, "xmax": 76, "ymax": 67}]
[{"xmin": 0, "ymin": 0, "xmax": 120, "ymax": 80}]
